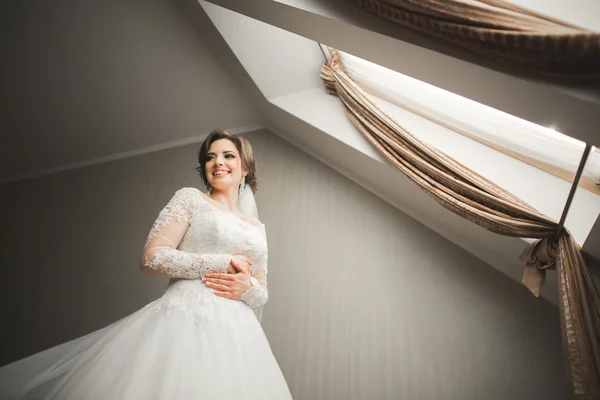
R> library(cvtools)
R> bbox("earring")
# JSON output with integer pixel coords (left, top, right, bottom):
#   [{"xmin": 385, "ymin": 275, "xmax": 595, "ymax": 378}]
[
  {"xmin": 239, "ymin": 176, "xmax": 246, "ymax": 194},
  {"xmin": 207, "ymin": 185, "xmax": 213, "ymax": 198}
]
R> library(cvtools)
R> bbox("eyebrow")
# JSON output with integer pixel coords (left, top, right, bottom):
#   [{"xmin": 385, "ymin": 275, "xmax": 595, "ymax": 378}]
[{"xmin": 207, "ymin": 150, "xmax": 235, "ymax": 156}]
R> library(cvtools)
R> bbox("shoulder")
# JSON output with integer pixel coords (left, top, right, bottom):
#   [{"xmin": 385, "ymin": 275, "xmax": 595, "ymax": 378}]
[
  {"xmin": 174, "ymin": 187, "xmax": 212, "ymax": 201},
  {"xmin": 174, "ymin": 187, "xmax": 229, "ymax": 214},
  {"xmin": 175, "ymin": 187, "xmax": 202, "ymax": 197},
  {"xmin": 170, "ymin": 187, "xmax": 208, "ymax": 209},
  {"xmin": 182, "ymin": 187, "xmax": 224, "ymax": 211}
]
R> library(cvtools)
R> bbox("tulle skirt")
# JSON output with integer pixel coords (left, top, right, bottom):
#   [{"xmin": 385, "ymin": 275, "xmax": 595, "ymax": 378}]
[{"xmin": 0, "ymin": 280, "xmax": 292, "ymax": 400}]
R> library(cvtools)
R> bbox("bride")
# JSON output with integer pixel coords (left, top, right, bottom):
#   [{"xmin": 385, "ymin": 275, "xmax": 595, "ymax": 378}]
[{"xmin": 1, "ymin": 129, "xmax": 293, "ymax": 399}]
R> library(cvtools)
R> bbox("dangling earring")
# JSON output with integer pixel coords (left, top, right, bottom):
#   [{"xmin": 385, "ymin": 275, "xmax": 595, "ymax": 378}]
[
  {"xmin": 239, "ymin": 176, "xmax": 246, "ymax": 195},
  {"xmin": 207, "ymin": 185, "xmax": 213, "ymax": 198}
]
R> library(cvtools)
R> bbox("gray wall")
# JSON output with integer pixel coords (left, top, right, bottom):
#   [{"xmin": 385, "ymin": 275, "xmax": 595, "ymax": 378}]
[
  {"xmin": 0, "ymin": 0, "xmax": 261, "ymax": 182},
  {"xmin": 0, "ymin": 129, "xmax": 567, "ymax": 399}
]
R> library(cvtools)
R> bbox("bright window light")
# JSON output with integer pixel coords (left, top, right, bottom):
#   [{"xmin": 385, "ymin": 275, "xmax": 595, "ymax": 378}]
[{"xmin": 336, "ymin": 50, "xmax": 600, "ymax": 194}]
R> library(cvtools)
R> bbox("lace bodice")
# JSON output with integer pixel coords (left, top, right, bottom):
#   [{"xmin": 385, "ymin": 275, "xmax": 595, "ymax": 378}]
[
  {"xmin": 141, "ymin": 187, "xmax": 269, "ymax": 315},
  {"xmin": 173, "ymin": 188, "xmax": 266, "ymax": 270}
]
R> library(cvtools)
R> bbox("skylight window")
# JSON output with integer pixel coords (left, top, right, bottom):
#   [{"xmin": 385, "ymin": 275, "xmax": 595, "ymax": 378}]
[{"xmin": 336, "ymin": 50, "xmax": 600, "ymax": 195}]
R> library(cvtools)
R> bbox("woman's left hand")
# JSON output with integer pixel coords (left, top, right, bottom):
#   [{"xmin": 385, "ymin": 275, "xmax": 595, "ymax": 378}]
[{"xmin": 203, "ymin": 272, "xmax": 252, "ymax": 300}]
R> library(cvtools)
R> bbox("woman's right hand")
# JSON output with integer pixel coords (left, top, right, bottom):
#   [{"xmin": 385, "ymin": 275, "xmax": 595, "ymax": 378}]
[{"xmin": 227, "ymin": 255, "xmax": 253, "ymax": 275}]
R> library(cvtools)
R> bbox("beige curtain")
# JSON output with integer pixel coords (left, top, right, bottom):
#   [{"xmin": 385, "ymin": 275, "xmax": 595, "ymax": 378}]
[
  {"xmin": 320, "ymin": 51, "xmax": 600, "ymax": 399},
  {"xmin": 348, "ymin": 0, "xmax": 600, "ymax": 84}
]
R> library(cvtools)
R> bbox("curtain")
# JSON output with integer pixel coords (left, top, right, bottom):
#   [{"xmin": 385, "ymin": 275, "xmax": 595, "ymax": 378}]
[
  {"xmin": 320, "ymin": 50, "xmax": 600, "ymax": 399},
  {"xmin": 348, "ymin": 0, "xmax": 600, "ymax": 84},
  {"xmin": 338, "ymin": 50, "xmax": 600, "ymax": 194}
]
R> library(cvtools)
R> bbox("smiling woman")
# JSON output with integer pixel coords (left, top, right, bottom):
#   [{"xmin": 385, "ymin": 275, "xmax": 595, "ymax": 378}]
[
  {"xmin": 197, "ymin": 129, "xmax": 258, "ymax": 196},
  {"xmin": 2, "ymin": 129, "xmax": 292, "ymax": 399}
]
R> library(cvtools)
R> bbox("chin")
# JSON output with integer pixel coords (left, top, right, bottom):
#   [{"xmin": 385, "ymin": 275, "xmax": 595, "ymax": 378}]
[{"xmin": 210, "ymin": 181, "xmax": 235, "ymax": 192}]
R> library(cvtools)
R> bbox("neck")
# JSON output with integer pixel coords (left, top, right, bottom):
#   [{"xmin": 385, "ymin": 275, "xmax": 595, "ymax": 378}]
[{"xmin": 210, "ymin": 186, "xmax": 240, "ymax": 213}]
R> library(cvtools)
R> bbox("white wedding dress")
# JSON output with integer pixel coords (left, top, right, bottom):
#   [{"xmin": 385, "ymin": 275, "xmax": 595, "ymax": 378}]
[{"xmin": 0, "ymin": 187, "xmax": 293, "ymax": 400}]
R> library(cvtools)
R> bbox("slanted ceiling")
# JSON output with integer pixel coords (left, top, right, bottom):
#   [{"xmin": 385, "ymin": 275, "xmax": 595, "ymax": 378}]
[{"xmin": 194, "ymin": 0, "xmax": 600, "ymax": 304}]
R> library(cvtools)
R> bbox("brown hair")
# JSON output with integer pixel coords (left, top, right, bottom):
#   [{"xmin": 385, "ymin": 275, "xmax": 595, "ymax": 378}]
[{"xmin": 197, "ymin": 129, "xmax": 258, "ymax": 194}]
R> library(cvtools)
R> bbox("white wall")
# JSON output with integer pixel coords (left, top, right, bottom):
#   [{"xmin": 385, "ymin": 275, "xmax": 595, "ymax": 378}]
[{"xmin": 203, "ymin": 1, "xmax": 324, "ymax": 100}]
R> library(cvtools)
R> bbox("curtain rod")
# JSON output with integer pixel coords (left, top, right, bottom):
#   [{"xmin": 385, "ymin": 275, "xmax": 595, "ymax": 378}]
[
  {"xmin": 318, "ymin": 43, "xmax": 329, "ymax": 62},
  {"xmin": 554, "ymin": 143, "xmax": 593, "ymax": 241}
]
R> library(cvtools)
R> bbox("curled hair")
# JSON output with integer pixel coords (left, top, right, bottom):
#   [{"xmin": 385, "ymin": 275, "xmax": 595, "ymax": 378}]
[{"xmin": 197, "ymin": 129, "xmax": 258, "ymax": 193}]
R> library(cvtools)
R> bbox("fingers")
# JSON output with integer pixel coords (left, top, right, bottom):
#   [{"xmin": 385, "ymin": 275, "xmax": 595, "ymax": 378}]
[
  {"xmin": 212, "ymin": 290, "xmax": 237, "ymax": 299},
  {"xmin": 231, "ymin": 256, "xmax": 253, "ymax": 266},
  {"xmin": 206, "ymin": 282, "xmax": 231, "ymax": 291},
  {"xmin": 233, "ymin": 263, "xmax": 252, "ymax": 275},
  {"xmin": 204, "ymin": 275, "xmax": 239, "ymax": 293},
  {"xmin": 204, "ymin": 273, "xmax": 235, "ymax": 280},
  {"xmin": 205, "ymin": 265, "xmax": 251, "ymax": 301},
  {"xmin": 226, "ymin": 265, "xmax": 237, "ymax": 274},
  {"xmin": 231, "ymin": 263, "xmax": 244, "ymax": 273},
  {"xmin": 205, "ymin": 278, "xmax": 231, "ymax": 285},
  {"xmin": 237, "ymin": 263, "xmax": 251, "ymax": 274},
  {"xmin": 204, "ymin": 278, "xmax": 234, "ymax": 291}
]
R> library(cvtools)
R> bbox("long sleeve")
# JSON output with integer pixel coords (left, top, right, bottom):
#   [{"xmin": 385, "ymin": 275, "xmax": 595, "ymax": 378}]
[
  {"xmin": 240, "ymin": 262, "xmax": 269, "ymax": 309},
  {"xmin": 141, "ymin": 188, "xmax": 231, "ymax": 280},
  {"xmin": 240, "ymin": 226, "xmax": 269, "ymax": 309}
]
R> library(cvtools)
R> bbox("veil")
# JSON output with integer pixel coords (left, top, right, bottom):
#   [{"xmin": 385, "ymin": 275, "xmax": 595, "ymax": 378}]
[
  {"xmin": 237, "ymin": 184, "xmax": 265, "ymax": 324},
  {"xmin": 237, "ymin": 183, "xmax": 259, "ymax": 221}
]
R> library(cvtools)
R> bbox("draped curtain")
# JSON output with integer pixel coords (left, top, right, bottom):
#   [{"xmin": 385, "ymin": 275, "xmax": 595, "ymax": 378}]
[
  {"xmin": 348, "ymin": 0, "xmax": 600, "ymax": 83},
  {"xmin": 320, "ymin": 50, "xmax": 600, "ymax": 399},
  {"xmin": 338, "ymin": 50, "xmax": 600, "ymax": 194}
]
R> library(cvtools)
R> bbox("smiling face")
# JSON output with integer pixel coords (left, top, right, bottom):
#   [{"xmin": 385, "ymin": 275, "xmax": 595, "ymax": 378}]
[{"xmin": 204, "ymin": 138, "xmax": 247, "ymax": 193}]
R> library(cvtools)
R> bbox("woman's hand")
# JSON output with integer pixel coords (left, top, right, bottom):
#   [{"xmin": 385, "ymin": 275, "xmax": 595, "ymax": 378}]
[
  {"xmin": 202, "ymin": 271, "xmax": 252, "ymax": 300},
  {"xmin": 226, "ymin": 255, "xmax": 253, "ymax": 275}
]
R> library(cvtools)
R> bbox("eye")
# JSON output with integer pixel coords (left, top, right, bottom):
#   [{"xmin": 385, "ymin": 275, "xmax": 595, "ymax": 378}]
[{"xmin": 226, "ymin": 154, "xmax": 235, "ymax": 158}]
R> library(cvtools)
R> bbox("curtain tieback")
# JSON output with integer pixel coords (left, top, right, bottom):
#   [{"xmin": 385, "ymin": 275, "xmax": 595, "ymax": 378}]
[{"xmin": 519, "ymin": 237, "xmax": 558, "ymax": 297}]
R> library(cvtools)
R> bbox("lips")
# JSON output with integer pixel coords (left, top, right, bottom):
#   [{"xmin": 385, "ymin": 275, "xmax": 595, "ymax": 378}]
[{"xmin": 212, "ymin": 169, "xmax": 230, "ymax": 177}]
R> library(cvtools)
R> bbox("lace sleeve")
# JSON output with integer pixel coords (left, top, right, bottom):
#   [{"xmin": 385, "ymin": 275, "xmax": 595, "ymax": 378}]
[
  {"xmin": 240, "ymin": 227, "xmax": 269, "ymax": 309},
  {"xmin": 240, "ymin": 263, "xmax": 268, "ymax": 309},
  {"xmin": 141, "ymin": 187, "xmax": 231, "ymax": 280}
]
